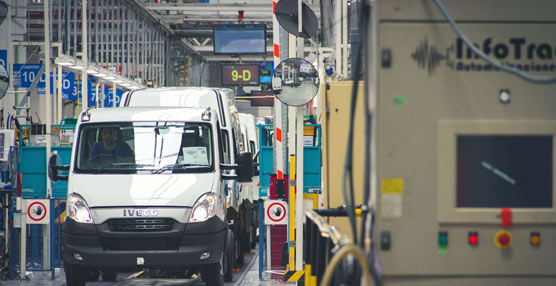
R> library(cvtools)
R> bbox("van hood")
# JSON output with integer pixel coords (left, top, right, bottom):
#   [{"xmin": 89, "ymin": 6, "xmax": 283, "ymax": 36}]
[{"xmin": 69, "ymin": 173, "xmax": 217, "ymax": 207}]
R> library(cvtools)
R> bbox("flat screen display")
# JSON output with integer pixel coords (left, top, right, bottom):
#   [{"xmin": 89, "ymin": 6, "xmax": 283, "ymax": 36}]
[
  {"xmin": 222, "ymin": 64, "xmax": 260, "ymax": 86},
  {"xmin": 213, "ymin": 24, "xmax": 266, "ymax": 54},
  {"xmin": 456, "ymin": 135, "xmax": 553, "ymax": 208},
  {"xmin": 250, "ymin": 90, "xmax": 274, "ymax": 107},
  {"xmin": 259, "ymin": 62, "xmax": 274, "ymax": 83}
]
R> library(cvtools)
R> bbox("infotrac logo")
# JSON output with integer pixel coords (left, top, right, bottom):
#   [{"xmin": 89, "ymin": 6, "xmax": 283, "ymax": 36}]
[{"xmin": 411, "ymin": 37, "xmax": 556, "ymax": 75}]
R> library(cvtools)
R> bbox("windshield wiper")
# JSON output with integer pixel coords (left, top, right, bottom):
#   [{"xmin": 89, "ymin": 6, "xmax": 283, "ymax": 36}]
[
  {"xmin": 111, "ymin": 163, "xmax": 154, "ymax": 169},
  {"xmin": 152, "ymin": 163, "xmax": 205, "ymax": 174}
]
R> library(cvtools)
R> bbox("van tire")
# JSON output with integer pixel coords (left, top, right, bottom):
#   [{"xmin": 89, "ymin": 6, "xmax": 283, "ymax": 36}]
[
  {"xmin": 64, "ymin": 261, "xmax": 86, "ymax": 286},
  {"xmin": 85, "ymin": 269, "xmax": 100, "ymax": 281},
  {"xmin": 224, "ymin": 229, "xmax": 235, "ymax": 282},
  {"xmin": 250, "ymin": 225, "xmax": 257, "ymax": 249},
  {"xmin": 237, "ymin": 232, "xmax": 245, "ymax": 265},
  {"xmin": 101, "ymin": 270, "xmax": 117, "ymax": 281},
  {"xmin": 201, "ymin": 260, "xmax": 224, "ymax": 286}
]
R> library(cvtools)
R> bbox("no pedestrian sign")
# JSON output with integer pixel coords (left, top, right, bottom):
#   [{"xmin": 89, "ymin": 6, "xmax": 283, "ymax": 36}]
[
  {"xmin": 26, "ymin": 199, "xmax": 50, "ymax": 224},
  {"xmin": 264, "ymin": 200, "xmax": 288, "ymax": 225}
]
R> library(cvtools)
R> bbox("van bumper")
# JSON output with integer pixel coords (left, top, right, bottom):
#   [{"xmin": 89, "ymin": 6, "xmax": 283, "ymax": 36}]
[{"xmin": 62, "ymin": 216, "xmax": 226, "ymax": 269}]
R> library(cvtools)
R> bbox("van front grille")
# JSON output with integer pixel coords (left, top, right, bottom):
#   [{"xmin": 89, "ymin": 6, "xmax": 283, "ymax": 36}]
[
  {"xmin": 107, "ymin": 218, "xmax": 175, "ymax": 232},
  {"xmin": 100, "ymin": 237, "xmax": 180, "ymax": 251}
]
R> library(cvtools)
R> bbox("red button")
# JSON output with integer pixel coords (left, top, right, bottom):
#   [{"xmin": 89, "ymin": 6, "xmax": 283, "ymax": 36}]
[{"xmin": 498, "ymin": 233, "xmax": 511, "ymax": 246}]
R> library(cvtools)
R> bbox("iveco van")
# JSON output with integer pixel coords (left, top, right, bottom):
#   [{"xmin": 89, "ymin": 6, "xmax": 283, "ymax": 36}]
[
  {"xmin": 49, "ymin": 106, "xmax": 253, "ymax": 286},
  {"xmin": 120, "ymin": 87, "xmax": 253, "ymax": 269},
  {"xmin": 238, "ymin": 112, "xmax": 260, "ymax": 248}
]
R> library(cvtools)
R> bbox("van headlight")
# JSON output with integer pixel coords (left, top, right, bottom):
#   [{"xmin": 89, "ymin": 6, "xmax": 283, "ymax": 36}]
[
  {"xmin": 68, "ymin": 193, "xmax": 94, "ymax": 224},
  {"xmin": 190, "ymin": 193, "xmax": 218, "ymax": 223}
]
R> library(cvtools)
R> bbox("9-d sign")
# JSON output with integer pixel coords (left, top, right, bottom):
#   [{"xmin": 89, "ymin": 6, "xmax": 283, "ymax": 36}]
[{"xmin": 222, "ymin": 64, "xmax": 260, "ymax": 86}]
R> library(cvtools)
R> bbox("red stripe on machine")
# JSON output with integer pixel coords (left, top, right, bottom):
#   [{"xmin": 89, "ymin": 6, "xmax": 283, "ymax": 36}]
[
  {"xmin": 277, "ymin": 170, "xmax": 283, "ymax": 180},
  {"xmin": 273, "ymin": 1, "xmax": 276, "ymax": 14}
]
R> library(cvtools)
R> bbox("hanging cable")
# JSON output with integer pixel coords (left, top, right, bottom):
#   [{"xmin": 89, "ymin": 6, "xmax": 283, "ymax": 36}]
[
  {"xmin": 342, "ymin": 1, "xmax": 366, "ymax": 246},
  {"xmin": 433, "ymin": 0, "xmax": 556, "ymax": 84}
]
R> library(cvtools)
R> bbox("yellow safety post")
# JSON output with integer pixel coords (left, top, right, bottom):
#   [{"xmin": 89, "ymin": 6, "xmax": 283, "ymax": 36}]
[{"xmin": 289, "ymin": 154, "xmax": 296, "ymax": 271}]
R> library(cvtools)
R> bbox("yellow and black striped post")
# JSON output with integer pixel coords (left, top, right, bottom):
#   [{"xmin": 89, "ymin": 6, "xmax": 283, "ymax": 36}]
[{"xmin": 284, "ymin": 270, "xmax": 305, "ymax": 285}]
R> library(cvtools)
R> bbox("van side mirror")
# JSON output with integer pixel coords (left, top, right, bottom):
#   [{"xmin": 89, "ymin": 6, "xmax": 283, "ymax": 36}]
[
  {"xmin": 237, "ymin": 152, "xmax": 254, "ymax": 182},
  {"xmin": 48, "ymin": 152, "xmax": 69, "ymax": 182}
]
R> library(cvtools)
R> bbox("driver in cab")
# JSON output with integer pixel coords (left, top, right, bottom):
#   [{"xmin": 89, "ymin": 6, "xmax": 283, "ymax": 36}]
[{"xmin": 88, "ymin": 127, "xmax": 133, "ymax": 166}]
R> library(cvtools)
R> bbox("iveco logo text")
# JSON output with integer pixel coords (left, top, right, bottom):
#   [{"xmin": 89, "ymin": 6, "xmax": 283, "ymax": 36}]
[{"xmin": 123, "ymin": 209, "xmax": 159, "ymax": 217}]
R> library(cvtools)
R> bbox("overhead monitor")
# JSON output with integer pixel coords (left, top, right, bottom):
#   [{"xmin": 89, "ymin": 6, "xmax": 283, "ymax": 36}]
[
  {"xmin": 213, "ymin": 24, "xmax": 267, "ymax": 54},
  {"xmin": 222, "ymin": 64, "xmax": 260, "ymax": 86},
  {"xmin": 250, "ymin": 90, "xmax": 274, "ymax": 107},
  {"xmin": 259, "ymin": 62, "xmax": 274, "ymax": 83},
  {"xmin": 437, "ymin": 121, "xmax": 556, "ymax": 224}
]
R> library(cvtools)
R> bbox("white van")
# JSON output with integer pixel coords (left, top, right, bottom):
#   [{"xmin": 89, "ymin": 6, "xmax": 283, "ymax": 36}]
[
  {"xmin": 120, "ymin": 87, "xmax": 253, "ymax": 266},
  {"xmin": 49, "ymin": 106, "xmax": 253, "ymax": 286},
  {"xmin": 238, "ymin": 113, "xmax": 260, "ymax": 248}
]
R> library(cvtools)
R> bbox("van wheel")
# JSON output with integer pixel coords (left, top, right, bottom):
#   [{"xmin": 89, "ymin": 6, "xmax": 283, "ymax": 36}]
[
  {"xmin": 101, "ymin": 270, "xmax": 117, "ymax": 281},
  {"xmin": 250, "ymin": 226, "xmax": 257, "ymax": 249},
  {"xmin": 224, "ymin": 229, "xmax": 235, "ymax": 282},
  {"xmin": 201, "ymin": 258, "xmax": 224, "ymax": 286},
  {"xmin": 236, "ymin": 232, "xmax": 245, "ymax": 266},
  {"xmin": 85, "ymin": 269, "xmax": 100, "ymax": 281},
  {"xmin": 64, "ymin": 261, "xmax": 86, "ymax": 286}
]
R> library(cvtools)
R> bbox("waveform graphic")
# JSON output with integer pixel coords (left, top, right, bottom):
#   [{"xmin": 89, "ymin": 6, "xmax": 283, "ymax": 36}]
[{"xmin": 411, "ymin": 39, "xmax": 446, "ymax": 75}]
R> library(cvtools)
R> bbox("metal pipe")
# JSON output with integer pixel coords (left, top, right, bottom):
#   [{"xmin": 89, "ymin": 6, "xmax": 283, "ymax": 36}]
[
  {"xmin": 342, "ymin": 0, "xmax": 348, "ymax": 77},
  {"xmin": 82, "ymin": 0, "xmax": 88, "ymax": 110}
]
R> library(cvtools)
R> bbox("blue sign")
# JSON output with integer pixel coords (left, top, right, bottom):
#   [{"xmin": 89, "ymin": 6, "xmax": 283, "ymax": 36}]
[
  {"xmin": 13, "ymin": 63, "xmax": 75, "ymax": 95},
  {"xmin": 73, "ymin": 80, "xmax": 124, "ymax": 107},
  {"xmin": 13, "ymin": 63, "xmax": 42, "ymax": 88},
  {"xmin": 0, "ymin": 50, "xmax": 6, "ymax": 68}
]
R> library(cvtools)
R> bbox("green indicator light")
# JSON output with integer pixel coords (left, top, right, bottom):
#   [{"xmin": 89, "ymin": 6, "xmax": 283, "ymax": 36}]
[
  {"xmin": 394, "ymin": 94, "xmax": 406, "ymax": 106},
  {"xmin": 438, "ymin": 231, "xmax": 448, "ymax": 246}
]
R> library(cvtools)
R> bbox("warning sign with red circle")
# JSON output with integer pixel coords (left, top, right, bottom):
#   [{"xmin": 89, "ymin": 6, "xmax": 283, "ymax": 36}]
[
  {"xmin": 26, "ymin": 199, "xmax": 50, "ymax": 224},
  {"xmin": 264, "ymin": 200, "xmax": 288, "ymax": 225}
]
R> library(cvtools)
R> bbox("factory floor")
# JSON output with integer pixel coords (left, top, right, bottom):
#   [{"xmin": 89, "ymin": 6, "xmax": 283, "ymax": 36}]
[{"xmin": 0, "ymin": 245, "xmax": 292, "ymax": 286}]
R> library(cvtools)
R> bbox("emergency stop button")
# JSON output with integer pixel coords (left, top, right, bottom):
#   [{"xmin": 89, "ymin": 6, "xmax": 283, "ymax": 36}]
[{"xmin": 494, "ymin": 230, "xmax": 513, "ymax": 249}]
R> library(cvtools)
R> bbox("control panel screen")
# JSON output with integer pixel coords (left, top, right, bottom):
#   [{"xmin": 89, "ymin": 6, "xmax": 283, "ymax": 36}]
[{"xmin": 456, "ymin": 135, "xmax": 553, "ymax": 208}]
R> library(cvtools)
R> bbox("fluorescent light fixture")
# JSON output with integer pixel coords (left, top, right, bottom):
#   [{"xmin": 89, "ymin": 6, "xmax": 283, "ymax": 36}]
[
  {"xmin": 55, "ymin": 54, "xmax": 146, "ymax": 90},
  {"xmin": 55, "ymin": 55, "xmax": 75, "ymax": 66}
]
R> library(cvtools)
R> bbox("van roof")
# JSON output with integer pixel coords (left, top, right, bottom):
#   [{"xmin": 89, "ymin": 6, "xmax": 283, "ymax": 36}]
[
  {"xmin": 124, "ymin": 87, "xmax": 233, "ymax": 107},
  {"xmin": 81, "ymin": 106, "xmax": 214, "ymax": 123}
]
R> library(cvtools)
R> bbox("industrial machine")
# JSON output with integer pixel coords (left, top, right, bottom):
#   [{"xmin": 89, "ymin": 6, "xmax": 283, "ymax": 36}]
[
  {"xmin": 323, "ymin": 1, "xmax": 556, "ymax": 285},
  {"xmin": 372, "ymin": 0, "xmax": 556, "ymax": 285}
]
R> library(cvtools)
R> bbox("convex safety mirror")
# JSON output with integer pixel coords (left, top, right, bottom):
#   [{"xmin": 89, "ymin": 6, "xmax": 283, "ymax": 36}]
[
  {"xmin": 273, "ymin": 58, "xmax": 319, "ymax": 106},
  {"xmin": 0, "ymin": 64, "xmax": 8, "ymax": 100}
]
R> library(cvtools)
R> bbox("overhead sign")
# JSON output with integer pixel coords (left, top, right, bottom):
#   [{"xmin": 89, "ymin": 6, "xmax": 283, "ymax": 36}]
[
  {"xmin": 222, "ymin": 64, "xmax": 260, "ymax": 86},
  {"xmin": 12, "ymin": 63, "xmax": 75, "ymax": 94},
  {"xmin": 264, "ymin": 200, "xmax": 288, "ymax": 225},
  {"xmin": 71, "ymin": 80, "xmax": 124, "ymax": 107},
  {"xmin": 26, "ymin": 199, "xmax": 50, "ymax": 224},
  {"xmin": 0, "ymin": 50, "xmax": 6, "ymax": 68}
]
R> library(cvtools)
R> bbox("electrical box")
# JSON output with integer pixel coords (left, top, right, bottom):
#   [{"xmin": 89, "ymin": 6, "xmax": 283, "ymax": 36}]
[
  {"xmin": 374, "ymin": 0, "xmax": 556, "ymax": 285},
  {"xmin": 322, "ymin": 81, "xmax": 366, "ymax": 239}
]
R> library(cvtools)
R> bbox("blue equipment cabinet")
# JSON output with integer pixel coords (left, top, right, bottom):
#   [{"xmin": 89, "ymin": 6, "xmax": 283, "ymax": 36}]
[
  {"xmin": 258, "ymin": 124, "xmax": 322, "ymax": 197},
  {"xmin": 19, "ymin": 124, "xmax": 74, "ymax": 198}
]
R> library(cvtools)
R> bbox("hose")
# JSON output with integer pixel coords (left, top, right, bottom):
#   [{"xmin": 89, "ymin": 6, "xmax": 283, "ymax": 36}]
[{"xmin": 320, "ymin": 245, "xmax": 373, "ymax": 286}]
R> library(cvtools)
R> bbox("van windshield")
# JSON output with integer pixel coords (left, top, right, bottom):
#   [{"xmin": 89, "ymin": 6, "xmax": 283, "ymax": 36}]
[{"xmin": 75, "ymin": 122, "xmax": 214, "ymax": 174}]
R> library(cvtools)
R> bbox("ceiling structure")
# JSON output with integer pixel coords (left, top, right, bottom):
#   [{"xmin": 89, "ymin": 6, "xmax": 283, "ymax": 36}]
[{"xmin": 141, "ymin": 1, "xmax": 322, "ymax": 62}]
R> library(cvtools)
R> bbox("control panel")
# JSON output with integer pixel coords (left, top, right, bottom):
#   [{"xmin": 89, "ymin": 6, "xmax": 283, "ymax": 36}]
[{"xmin": 373, "ymin": 1, "xmax": 556, "ymax": 285}]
